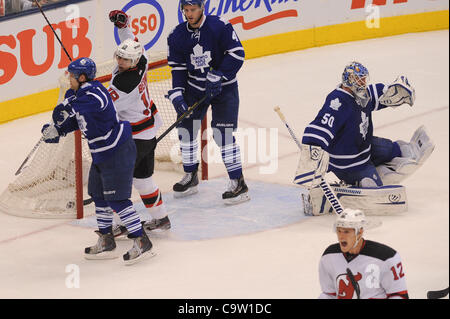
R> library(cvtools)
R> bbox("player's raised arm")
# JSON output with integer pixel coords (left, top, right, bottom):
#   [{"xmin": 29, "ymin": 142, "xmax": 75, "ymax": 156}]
[{"xmin": 109, "ymin": 10, "xmax": 136, "ymax": 42}]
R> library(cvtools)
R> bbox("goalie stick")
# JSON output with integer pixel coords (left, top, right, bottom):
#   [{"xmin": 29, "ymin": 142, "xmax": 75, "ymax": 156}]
[
  {"xmin": 274, "ymin": 106, "xmax": 382, "ymax": 229},
  {"xmin": 274, "ymin": 106, "xmax": 345, "ymax": 215},
  {"xmin": 427, "ymin": 287, "xmax": 449, "ymax": 299}
]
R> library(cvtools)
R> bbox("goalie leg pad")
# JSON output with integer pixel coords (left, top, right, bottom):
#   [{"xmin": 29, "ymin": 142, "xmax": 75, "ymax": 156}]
[
  {"xmin": 304, "ymin": 184, "xmax": 408, "ymax": 216},
  {"xmin": 376, "ymin": 125, "xmax": 435, "ymax": 184},
  {"xmin": 294, "ymin": 144, "xmax": 329, "ymax": 189}
]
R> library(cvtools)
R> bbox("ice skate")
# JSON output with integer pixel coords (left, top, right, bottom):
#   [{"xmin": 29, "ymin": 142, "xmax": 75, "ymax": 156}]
[
  {"xmin": 84, "ymin": 231, "xmax": 118, "ymax": 260},
  {"xmin": 173, "ymin": 168, "xmax": 199, "ymax": 198},
  {"xmin": 222, "ymin": 174, "xmax": 250, "ymax": 205},
  {"xmin": 143, "ymin": 215, "xmax": 171, "ymax": 232},
  {"xmin": 123, "ymin": 231, "xmax": 155, "ymax": 265},
  {"xmin": 112, "ymin": 224, "xmax": 129, "ymax": 240}
]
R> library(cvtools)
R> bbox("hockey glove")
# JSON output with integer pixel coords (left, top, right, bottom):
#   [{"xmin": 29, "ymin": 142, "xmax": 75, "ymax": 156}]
[
  {"xmin": 109, "ymin": 10, "xmax": 129, "ymax": 29},
  {"xmin": 379, "ymin": 76, "xmax": 416, "ymax": 107},
  {"xmin": 168, "ymin": 89, "xmax": 188, "ymax": 116},
  {"xmin": 41, "ymin": 123, "xmax": 60, "ymax": 144},
  {"xmin": 205, "ymin": 70, "xmax": 223, "ymax": 100},
  {"xmin": 52, "ymin": 101, "xmax": 73, "ymax": 127}
]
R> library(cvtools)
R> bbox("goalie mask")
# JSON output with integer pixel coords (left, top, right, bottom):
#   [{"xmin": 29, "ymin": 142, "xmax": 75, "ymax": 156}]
[
  {"xmin": 342, "ymin": 62, "xmax": 370, "ymax": 107},
  {"xmin": 114, "ymin": 38, "xmax": 143, "ymax": 67}
]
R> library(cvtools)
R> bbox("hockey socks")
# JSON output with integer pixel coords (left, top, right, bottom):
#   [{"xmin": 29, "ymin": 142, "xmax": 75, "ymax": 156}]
[
  {"xmin": 94, "ymin": 199, "xmax": 114, "ymax": 234},
  {"xmin": 180, "ymin": 139, "xmax": 199, "ymax": 173},
  {"xmin": 134, "ymin": 177, "xmax": 168, "ymax": 219},
  {"xmin": 108, "ymin": 199, "xmax": 142, "ymax": 238},
  {"xmin": 221, "ymin": 142, "xmax": 242, "ymax": 180}
]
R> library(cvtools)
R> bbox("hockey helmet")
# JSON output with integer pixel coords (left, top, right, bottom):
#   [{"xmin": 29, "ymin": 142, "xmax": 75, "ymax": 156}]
[
  {"xmin": 68, "ymin": 57, "xmax": 97, "ymax": 81},
  {"xmin": 115, "ymin": 38, "xmax": 143, "ymax": 66},
  {"xmin": 180, "ymin": 0, "xmax": 205, "ymax": 11},
  {"xmin": 334, "ymin": 208, "xmax": 366, "ymax": 235},
  {"xmin": 342, "ymin": 61, "xmax": 370, "ymax": 102}
]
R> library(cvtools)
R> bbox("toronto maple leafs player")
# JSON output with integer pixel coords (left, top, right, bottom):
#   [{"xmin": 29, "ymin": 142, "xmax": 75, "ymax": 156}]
[
  {"xmin": 167, "ymin": 0, "xmax": 249, "ymax": 204},
  {"xmin": 107, "ymin": 10, "xmax": 171, "ymax": 237},
  {"xmin": 41, "ymin": 57, "xmax": 153, "ymax": 265},
  {"xmin": 319, "ymin": 208, "xmax": 409, "ymax": 299},
  {"xmin": 295, "ymin": 61, "xmax": 435, "ymax": 215}
]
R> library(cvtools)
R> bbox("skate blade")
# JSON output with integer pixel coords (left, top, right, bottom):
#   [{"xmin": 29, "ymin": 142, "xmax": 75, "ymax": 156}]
[
  {"xmin": 84, "ymin": 250, "xmax": 119, "ymax": 260},
  {"xmin": 114, "ymin": 234, "xmax": 130, "ymax": 241},
  {"xmin": 123, "ymin": 250, "xmax": 157, "ymax": 266},
  {"xmin": 223, "ymin": 193, "xmax": 250, "ymax": 205},
  {"xmin": 173, "ymin": 186, "xmax": 198, "ymax": 198}
]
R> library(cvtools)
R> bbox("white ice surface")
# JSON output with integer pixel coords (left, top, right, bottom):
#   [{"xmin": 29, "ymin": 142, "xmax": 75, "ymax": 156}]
[{"xmin": 0, "ymin": 30, "xmax": 448, "ymax": 299}]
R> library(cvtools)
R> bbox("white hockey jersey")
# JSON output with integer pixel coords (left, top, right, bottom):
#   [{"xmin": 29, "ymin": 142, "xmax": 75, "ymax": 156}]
[
  {"xmin": 319, "ymin": 240, "xmax": 409, "ymax": 299},
  {"xmin": 108, "ymin": 27, "xmax": 162, "ymax": 140}
]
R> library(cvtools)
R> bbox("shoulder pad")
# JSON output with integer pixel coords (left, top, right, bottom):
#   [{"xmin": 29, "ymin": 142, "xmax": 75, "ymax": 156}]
[
  {"xmin": 360, "ymin": 240, "xmax": 397, "ymax": 261},
  {"xmin": 322, "ymin": 243, "xmax": 341, "ymax": 256}
]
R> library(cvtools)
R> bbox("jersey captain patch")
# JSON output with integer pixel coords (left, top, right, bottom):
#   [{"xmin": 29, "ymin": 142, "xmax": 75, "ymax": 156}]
[{"xmin": 190, "ymin": 44, "xmax": 212, "ymax": 73}]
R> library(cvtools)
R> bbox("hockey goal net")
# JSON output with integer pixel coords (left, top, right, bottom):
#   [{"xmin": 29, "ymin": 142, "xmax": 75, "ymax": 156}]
[{"xmin": 0, "ymin": 54, "xmax": 208, "ymax": 219}]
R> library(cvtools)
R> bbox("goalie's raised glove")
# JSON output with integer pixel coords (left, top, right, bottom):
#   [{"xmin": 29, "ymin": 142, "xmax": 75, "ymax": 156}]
[
  {"xmin": 205, "ymin": 70, "xmax": 223, "ymax": 100},
  {"xmin": 168, "ymin": 89, "xmax": 188, "ymax": 116},
  {"xmin": 379, "ymin": 75, "xmax": 415, "ymax": 107},
  {"xmin": 41, "ymin": 123, "xmax": 61, "ymax": 144},
  {"xmin": 109, "ymin": 10, "xmax": 129, "ymax": 29}
]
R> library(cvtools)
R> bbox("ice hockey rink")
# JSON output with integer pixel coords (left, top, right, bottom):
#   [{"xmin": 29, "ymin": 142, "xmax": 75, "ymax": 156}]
[{"xmin": 0, "ymin": 29, "xmax": 448, "ymax": 299}]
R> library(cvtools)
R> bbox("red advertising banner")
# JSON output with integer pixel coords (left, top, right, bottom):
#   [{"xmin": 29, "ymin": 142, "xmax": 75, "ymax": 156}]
[{"xmin": 351, "ymin": 0, "xmax": 408, "ymax": 10}]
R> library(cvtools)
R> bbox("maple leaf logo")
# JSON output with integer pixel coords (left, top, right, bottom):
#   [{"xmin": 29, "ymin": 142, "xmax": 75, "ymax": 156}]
[
  {"xmin": 329, "ymin": 98, "xmax": 342, "ymax": 111},
  {"xmin": 190, "ymin": 44, "xmax": 212, "ymax": 73}
]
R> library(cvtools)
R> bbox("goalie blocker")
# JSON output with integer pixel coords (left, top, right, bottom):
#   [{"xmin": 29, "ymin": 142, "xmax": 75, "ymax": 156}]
[{"xmin": 302, "ymin": 183, "xmax": 407, "ymax": 216}]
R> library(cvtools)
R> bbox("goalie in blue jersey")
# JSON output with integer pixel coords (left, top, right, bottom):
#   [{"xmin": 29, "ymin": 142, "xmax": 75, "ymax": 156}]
[
  {"xmin": 41, "ymin": 57, "xmax": 154, "ymax": 265},
  {"xmin": 166, "ymin": 0, "xmax": 249, "ymax": 205},
  {"xmin": 296, "ymin": 61, "xmax": 435, "ymax": 216}
]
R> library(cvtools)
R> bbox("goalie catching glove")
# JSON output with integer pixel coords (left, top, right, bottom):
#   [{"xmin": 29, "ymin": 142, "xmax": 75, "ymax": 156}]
[
  {"xmin": 379, "ymin": 75, "xmax": 415, "ymax": 107},
  {"xmin": 294, "ymin": 144, "xmax": 329, "ymax": 189}
]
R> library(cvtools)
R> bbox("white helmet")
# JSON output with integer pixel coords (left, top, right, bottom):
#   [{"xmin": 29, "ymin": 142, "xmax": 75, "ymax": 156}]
[
  {"xmin": 115, "ymin": 38, "xmax": 143, "ymax": 66},
  {"xmin": 334, "ymin": 208, "xmax": 366, "ymax": 235}
]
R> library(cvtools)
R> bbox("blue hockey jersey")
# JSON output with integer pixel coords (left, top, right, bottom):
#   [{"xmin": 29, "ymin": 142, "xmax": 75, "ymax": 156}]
[
  {"xmin": 302, "ymin": 84, "xmax": 387, "ymax": 172},
  {"xmin": 56, "ymin": 81, "xmax": 132, "ymax": 164},
  {"xmin": 167, "ymin": 15, "xmax": 245, "ymax": 94}
]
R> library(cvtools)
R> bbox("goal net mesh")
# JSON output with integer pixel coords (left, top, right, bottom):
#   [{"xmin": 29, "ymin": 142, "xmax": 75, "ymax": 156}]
[{"xmin": 0, "ymin": 53, "xmax": 190, "ymax": 219}]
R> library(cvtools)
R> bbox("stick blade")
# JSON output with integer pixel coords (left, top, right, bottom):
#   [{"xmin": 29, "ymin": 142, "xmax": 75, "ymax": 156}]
[{"xmin": 427, "ymin": 287, "xmax": 449, "ymax": 299}]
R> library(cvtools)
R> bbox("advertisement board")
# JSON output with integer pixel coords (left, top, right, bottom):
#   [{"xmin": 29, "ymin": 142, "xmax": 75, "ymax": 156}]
[{"xmin": 0, "ymin": 0, "xmax": 448, "ymax": 121}]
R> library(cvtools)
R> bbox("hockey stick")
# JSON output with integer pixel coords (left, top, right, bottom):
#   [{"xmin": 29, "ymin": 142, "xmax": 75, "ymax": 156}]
[
  {"xmin": 16, "ymin": 1, "xmax": 75, "ymax": 176},
  {"xmin": 15, "ymin": 136, "xmax": 45, "ymax": 176},
  {"xmin": 17, "ymin": 2, "xmax": 93, "ymax": 208},
  {"xmin": 273, "ymin": 106, "xmax": 344, "ymax": 215},
  {"xmin": 346, "ymin": 268, "xmax": 361, "ymax": 299},
  {"xmin": 34, "ymin": 0, "xmax": 73, "ymax": 62},
  {"xmin": 427, "ymin": 287, "xmax": 449, "ymax": 299},
  {"xmin": 156, "ymin": 95, "xmax": 208, "ymax": 144}
]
